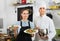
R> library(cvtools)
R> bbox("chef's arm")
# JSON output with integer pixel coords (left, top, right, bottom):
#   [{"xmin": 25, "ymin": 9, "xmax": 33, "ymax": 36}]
[{"xmin": 48, "ymin": 20, "xmax": 56, "ymax": 39}]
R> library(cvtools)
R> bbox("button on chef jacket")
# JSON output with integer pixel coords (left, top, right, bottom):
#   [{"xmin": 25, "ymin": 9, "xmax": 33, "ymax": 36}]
[{"xmin": 34, "ymin": 14, "xmax": 56, "ymax": 41}]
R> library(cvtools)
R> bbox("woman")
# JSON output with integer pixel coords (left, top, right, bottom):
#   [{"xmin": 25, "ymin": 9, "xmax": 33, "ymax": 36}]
[{"xmin": 15, "ymin": 8, "xmax": 34, "ymax": 41}]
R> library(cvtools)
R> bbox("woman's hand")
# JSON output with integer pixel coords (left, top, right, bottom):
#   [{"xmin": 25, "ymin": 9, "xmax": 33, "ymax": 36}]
[
  {"xmin": 13, "ymin": 26, "xmax": 18, "ymax": 31},
  {"xmin": 31, "ymin": 34, "xmax": 34, "ymax": 37},
  {"xmin": 13, "ymin": 27, "xmax": 18, "ymax": 38}
]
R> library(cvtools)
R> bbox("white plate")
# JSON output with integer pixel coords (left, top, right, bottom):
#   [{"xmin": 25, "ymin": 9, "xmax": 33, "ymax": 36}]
[
  {"xmin": 4, "ymin": 35, "xmax": 8, "ymax": 36},
  {"xmin": 24, "ymin": 29, "xmax": 38, "ymax": 34}
]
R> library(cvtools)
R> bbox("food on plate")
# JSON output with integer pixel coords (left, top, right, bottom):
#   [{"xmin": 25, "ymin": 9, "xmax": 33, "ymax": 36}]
[
  {"xmin": 24, "ymin": 29, "xmax": 38, "ymax": 34},
  {"xmin": 26, "ymin": 29, "xmax": 36, "ymax": 33}
]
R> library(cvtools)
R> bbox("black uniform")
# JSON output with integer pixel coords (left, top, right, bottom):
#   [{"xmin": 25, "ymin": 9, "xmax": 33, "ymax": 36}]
[{"xmin": 16, "ymin": 21, "xmax": 32, "ymax": 41}]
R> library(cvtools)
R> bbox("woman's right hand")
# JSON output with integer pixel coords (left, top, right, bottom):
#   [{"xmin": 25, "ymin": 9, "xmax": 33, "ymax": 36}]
[
  {"xmin": 13, "ymin": 26, "xmax": 18, "ymax": 31},
  {"xmin": 13, "ymin": 26, "xmax": 18, "ymax": 38},
  {"xmin": 31, "ymin": 34, "xmax": 34, "ymax": 37}
]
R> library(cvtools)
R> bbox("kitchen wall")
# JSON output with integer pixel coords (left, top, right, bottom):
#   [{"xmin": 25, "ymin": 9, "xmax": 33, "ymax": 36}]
[
  {"xmin": 0, "ymin": 0, "xmax": 60, "ymax": 33},
  {"xmin": 51, "ymin": 10, "xmax": 60, "ymax": 29},
  {"xmin": 5, "ymin": 0, "xmax": 17, "ymax": 26},
  {"xmin": 0, "ymin": 0, "xmax": 17, "ymax": 33},
  {"xmin": 0, "ymin": 0, "xmax": 7, "ymax": 33}
]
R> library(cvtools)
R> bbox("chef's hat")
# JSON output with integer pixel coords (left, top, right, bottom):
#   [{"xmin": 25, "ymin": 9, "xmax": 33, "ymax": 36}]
[{"xmin": 35, "ymin": 0, "xmax": 47, "ymax": 9}]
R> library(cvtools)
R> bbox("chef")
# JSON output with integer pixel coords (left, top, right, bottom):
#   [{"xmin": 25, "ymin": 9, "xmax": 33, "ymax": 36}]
[{"xmin": 34, "ymin": 1, "xmax": 56, "ymax": 41}]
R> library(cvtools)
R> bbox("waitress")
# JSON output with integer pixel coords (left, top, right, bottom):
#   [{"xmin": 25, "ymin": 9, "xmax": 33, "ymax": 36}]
[{"xmin": 15, "ymin": 8, "xmax": 34, "ymax": 41}]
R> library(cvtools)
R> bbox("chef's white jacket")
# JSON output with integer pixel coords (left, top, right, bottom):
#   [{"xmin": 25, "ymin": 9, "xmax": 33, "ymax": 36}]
[{"xmin": 34, "ymin": 15, "xmax": 56, "ymax": 41}]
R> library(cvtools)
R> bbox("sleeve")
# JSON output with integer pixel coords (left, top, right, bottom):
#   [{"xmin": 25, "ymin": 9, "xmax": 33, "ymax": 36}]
[
  {"xmin": 17, "ymin": 26, "xmax": 21, "ymax": 34},
  {"xmin": 34, "ymin": 18, "xmax": 40, "ymax": 28},
  {"xmin": 33, "ymin": 17, "xmax": 37, "ymax": 27},
  {"xmin": 15, "ymin": 21, "xmax": 20, "ymax": 25},
  {"xmin": 48, "ymin": 20, "xmax": 56, "ymax": 40},
  {"xmin": 30, "ymin": 22, "xmax": 35, "ymax": 29}
]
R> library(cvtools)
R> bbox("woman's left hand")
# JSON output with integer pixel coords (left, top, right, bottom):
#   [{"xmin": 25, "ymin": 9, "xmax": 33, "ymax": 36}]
[{"xmin": 31, "ymin": 34, "xmax": 34, "ymax": 37}]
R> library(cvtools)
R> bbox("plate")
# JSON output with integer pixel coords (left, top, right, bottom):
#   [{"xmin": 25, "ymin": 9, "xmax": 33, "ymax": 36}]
[
  {"xmin": 4, "ymin": 35, "xmax": 8, "ymax": 37},
  {"xmin": 24, "ymin": 29, "xmax": 38, "ymax": 34}
]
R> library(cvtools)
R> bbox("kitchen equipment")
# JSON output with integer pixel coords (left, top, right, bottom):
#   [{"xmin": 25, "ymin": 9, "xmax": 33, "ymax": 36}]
[
  {"xmin": 38, "ymin": 29, "xmax": 48, "ymax": 37},
  {"xmin": 21, "ymin": 0, "xmax": 26, "ymax": 4}
]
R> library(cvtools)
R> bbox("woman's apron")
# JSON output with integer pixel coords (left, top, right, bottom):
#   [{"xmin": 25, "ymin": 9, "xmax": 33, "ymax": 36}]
[{"xmin": 16, "ymin": 21, "xmax": 32, "ymax": 41}]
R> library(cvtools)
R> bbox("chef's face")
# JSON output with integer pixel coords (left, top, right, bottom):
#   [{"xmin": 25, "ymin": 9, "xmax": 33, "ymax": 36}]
[
  {"xmin": 39, "ymin": 7, "xmax": 46, "ymax": 16},
  {"xmin": 21, "ymin": 10, "xmax": 29, "ymax": 20}
]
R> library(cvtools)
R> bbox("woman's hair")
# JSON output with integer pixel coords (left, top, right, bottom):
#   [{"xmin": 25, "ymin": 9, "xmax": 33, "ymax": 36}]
[
  {"xmin": 20, "ymin": 8, "xmax": 31, "ymax": 20},
  {"xmin": 20, "ymin": 8, "xmax": 29, "ymax": 14}
]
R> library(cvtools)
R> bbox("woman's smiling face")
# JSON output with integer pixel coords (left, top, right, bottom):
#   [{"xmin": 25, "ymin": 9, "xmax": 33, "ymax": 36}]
[{"xmin": 21, "ymin": 10, "xmax": 29, "ymax": 20}]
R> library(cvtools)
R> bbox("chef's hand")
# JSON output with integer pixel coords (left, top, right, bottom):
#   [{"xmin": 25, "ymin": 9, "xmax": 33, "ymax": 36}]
[{"xmin": 40, "ymin": 35, "xmax": 48, "ymax": 40}]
